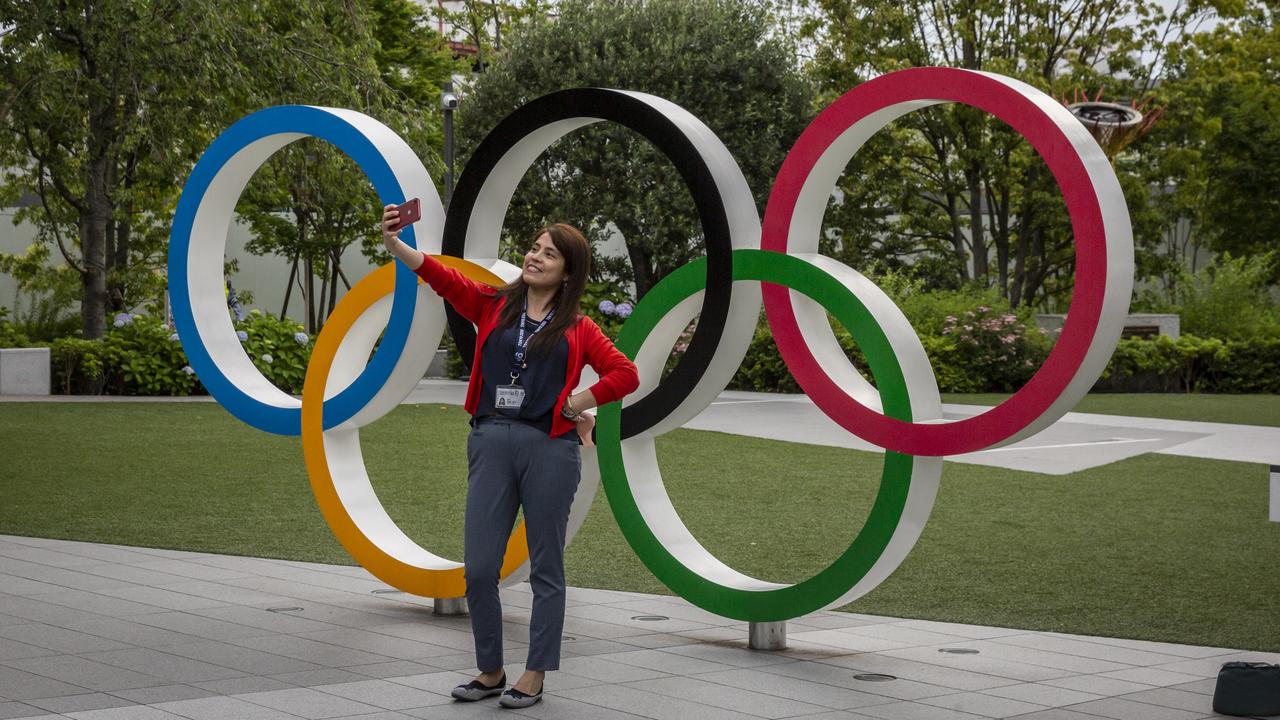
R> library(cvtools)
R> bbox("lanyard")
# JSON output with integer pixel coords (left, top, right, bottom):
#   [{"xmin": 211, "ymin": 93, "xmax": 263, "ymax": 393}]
[{"xmin": 511, "ymin": 294, "xmax": 554, "ymax": 382}]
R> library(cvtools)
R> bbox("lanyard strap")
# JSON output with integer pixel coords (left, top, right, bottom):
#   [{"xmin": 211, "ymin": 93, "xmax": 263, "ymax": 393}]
[{"xmin": 511, "ymin": 294, "xmax": 554, "ymax": 380}]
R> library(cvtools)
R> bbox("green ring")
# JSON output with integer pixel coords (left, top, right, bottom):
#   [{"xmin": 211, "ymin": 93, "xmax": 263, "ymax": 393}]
[{"xmin": 596, "ymin": 248, "xmax": 916, "ymax": 621}]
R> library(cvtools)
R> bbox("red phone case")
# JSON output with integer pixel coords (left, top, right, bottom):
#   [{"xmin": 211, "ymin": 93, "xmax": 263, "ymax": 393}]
[{"xmin": 389, "ymin": 198, "xmax": 421, "ymax": 231}]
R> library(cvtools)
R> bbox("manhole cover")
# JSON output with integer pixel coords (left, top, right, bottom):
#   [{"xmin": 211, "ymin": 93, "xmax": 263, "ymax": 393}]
[
  {"xmin": 630, "ymin": 615, "xmax": 669, "ymax": 622},
  {"xmin": 939, "ymin": 648, "xmax": 980, "ymax": 655},
  {"xmin": 853, "ymin": 673, "xmax": 896, "ymax": 682}
]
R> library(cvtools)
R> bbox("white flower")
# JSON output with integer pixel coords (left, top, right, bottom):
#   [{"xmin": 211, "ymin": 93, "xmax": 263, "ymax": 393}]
[
  {"xmin": 294, "ymin": 331, "xmax": 309, "ymax": 345},
  {"xmin": 261, "ymin": 354, "xmax": 273, "ymax": 364},
  {"xmin": 181, "ymin": 365, "xmax": 195, "ymax": 375},
  {"xmin": 168, "ymin": 332, "xmax": 180, "ymax": 342}
]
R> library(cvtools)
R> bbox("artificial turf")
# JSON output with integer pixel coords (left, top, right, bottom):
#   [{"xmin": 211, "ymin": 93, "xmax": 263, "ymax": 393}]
[
  {"xmin": 1, "ymin": 401, "xmax": 1276, "ymax": 652},
  {"xmin": 944, "ymin": 392, "xmax": 1280, "ymax": 427}
]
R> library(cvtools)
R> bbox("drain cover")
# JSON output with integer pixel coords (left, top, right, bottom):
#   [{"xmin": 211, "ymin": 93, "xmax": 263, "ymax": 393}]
[
  {"xmin": 266, "ymin": 607, "xmax": 303, "ymax": 613},
  {"xmin": 562, "ymin": 635, "xmax": 577, "ymax": 642},
  {"xmin": 630, "ymin": 615, "xmax": 669, "ymax": 622},
  {"xmin": 853, "ymin": 673, "xmax": 896, "ymax": 682},
  {"xmin": 939, "ymin": 648, "xmax": 980, "ymax": 655},
  {"xmin": 371, "ymin": 588, "xmax": 403, "ymax": 595}
]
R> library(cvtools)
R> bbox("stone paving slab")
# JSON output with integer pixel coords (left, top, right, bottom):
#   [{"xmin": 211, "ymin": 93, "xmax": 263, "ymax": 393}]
[{"xmin": 0, "ymin": 534, "xmax": 1255, "ymax": 719}]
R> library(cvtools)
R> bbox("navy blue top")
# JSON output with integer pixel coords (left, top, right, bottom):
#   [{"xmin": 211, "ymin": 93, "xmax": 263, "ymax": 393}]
[{"xmin": 475, "ymin": 314, "xmax": 572, "ymax": 437}]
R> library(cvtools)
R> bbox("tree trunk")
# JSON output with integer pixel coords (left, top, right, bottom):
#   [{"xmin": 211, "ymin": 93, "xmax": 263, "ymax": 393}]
[
  {"xmin": 967, "ymin": 161, "xmax": 987, "ymax": 282},
  {"xmin": 305, "ymin": 256, "xmax": 316, "ymax": 334},
  {"xmin": 80, "ymin": 150, "xmax": 111, "ymax": 339},
  {"xmin": 280, "ymin": 255, "xmax": 298, "ymax": 320}
]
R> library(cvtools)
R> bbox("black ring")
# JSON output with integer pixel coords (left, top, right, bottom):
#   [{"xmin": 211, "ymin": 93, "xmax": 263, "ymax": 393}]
[{"xmin": 442, "ymin": 88, "xmax": 737, "ymax": 440}]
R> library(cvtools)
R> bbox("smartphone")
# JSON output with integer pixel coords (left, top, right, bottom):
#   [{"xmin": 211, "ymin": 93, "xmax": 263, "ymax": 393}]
[{"xmin": 387, "ymin": 197, "xmax": 421, "ymax": 232}]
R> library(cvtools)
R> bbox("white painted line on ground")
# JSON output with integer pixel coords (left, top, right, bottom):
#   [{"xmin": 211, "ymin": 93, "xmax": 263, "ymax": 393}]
[{"xmin": 971, "ymin": 438, "xmax": 1164, "ymax": 454}]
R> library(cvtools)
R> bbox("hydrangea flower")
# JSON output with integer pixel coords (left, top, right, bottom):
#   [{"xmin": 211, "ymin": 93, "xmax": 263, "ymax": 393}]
[
  {"xmin": 261, "ymin": 354, "xmax": 273, "ymax": 364},
  {"xmin": 181, "ymin": 365, "xmax": 195, "ymax": 375},
  {"xmin": 294, "ymin": 331, "xmax": 309, "ymax": 346},
  {"xmin": 598, "ymin": 300, "xmax": 616, "ymax": 316},
  {"xmin": 236, "ymin": 330, "xmax": 249, "ymax": 342},
  {"xmin": 614, "ymin": 302, "xmax": 633, "ymax": 319},
  {"xmin": 112, "ymin": 313, "xmax": 133, "ymax": 327},
  {"xmin": 168, "ymin": 332, "xmax": 180, "ymax": 342}
]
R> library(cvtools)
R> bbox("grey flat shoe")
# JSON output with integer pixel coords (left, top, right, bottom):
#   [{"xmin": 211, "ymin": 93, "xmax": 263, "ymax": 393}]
[
  {"xmin": 451, "ymin": 673, "xmax": 506, "ymax": 701},
  {"xmin": 498, "ymin": 685, "xmax": 544, "ymax": 708}
]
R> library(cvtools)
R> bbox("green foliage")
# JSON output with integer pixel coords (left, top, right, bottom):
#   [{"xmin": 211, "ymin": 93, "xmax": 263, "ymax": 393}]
[
  {"xmin": 457, "ymin": 0, "xmax": 813, "ymax": 298},
  {"xmin": 1104, "ymin": 334, "xmax": 1280, "ymax": 394},
  {"xmin": 100, "ymin": 319, "xmax": 197, "ymax": 396},
  {"xmin": 49, "ymin": 338, "xmax": 106, "ymax": 395},
  {"xmin": 0, "ymin": 308, "xmax": 32, "ymax": 348},
  {"xmin": 233, "ymin": 310, "xmax": 313, "ymax": 395},
  {"xmin": 1177, "ymin": 253, "xmax": 1280, "ymax": 340}
]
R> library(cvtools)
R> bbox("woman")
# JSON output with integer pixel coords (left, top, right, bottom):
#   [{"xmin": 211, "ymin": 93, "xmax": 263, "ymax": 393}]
[{"xmin": 381, "ymin": 206, "xmax": 640, "ymax": 708}]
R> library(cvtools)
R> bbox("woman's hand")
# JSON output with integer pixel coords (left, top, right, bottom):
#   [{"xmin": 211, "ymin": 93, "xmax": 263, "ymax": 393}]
[
  {"xmin": 574, "ymin": 411, "xmax": 596, "ymax": 447},
  {"xmin": 380, "ymin": 204, "xmax": 424, "ymax": 270}
]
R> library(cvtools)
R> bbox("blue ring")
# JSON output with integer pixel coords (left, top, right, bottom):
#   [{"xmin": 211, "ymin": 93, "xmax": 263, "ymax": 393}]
[{"xmin": 168, "ymin": 105, "xmax": 418, "ymax": 435}]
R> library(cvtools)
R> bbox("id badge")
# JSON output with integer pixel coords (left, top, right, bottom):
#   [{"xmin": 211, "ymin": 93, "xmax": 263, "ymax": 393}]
[{"xmin": 495, "ymin": 384, "xmax": 525, "ymax": 410}]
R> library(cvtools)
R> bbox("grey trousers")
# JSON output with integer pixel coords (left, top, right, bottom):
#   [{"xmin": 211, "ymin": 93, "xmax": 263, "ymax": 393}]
[{"xmin": 464, "ymin": 415, "xmax": 581, "ymax": 672}]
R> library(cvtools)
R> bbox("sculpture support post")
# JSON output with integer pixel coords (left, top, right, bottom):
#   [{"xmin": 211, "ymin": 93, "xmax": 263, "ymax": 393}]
[{"xmin": 749, "ymin": 621, "xmax": 786, "ymax": 650}]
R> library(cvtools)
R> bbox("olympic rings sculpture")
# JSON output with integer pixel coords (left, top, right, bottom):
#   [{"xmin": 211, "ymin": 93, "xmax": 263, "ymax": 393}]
[{"xmin": 169, "ymin": 67, "xmax": 1132, "ymax": 622}]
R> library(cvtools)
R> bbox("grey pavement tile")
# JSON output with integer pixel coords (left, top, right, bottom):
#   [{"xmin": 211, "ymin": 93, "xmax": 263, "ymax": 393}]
[
  {"xmin": 788, "ymin": 629, "xmax": 916, "ymax": 654},
  {"xmin": 125, "ymin": 559, "xmax": 252, "ymax": 582},
  {"xmin": 601, "ymin": 599, "xmax": 744, "ymax": 628},
  {"xmin": 308, "ymin": 679, "xmax": 453, "ymax": 710},
  {"xmin": 1042, "ymin": 633, "xmax": 1240, "ymax": 660},
  {"xmin": 65, "ymin": 706, "xmax": 189, "ymax": 720},
  {"xmin": 187, "ymin": 606, "xmax": 334, "ymax": 635},
  {"xmin": 0, "ymin": 615, "xmax": 28, "ymax": 629},
  {"xmin": 658, "ymin": 641, "xmax": 796, "ymax": 669},
  {"xmin": 120, "ymin": 610, "xmax": 278, "ymax": 643},
  {"xmin": 0, "ymin": 639, "xmax": 58, "ymax": 663},
  {"xmin": 267, "ymin": 669, "xmax": 370, "ymax": 687},
  {"xmin": 852, "ymin": 700, "xmax": 988, "ymax": 719},
  {"xmin": 398, "ymin": 702, "xmax": 531, "ymax": 719},
  {"xmin": 86, "ymin": 586, "xmax": 229, "ymax": 613},
  {"xmin": 25, "ymin": 691, "xmax": 137, "ymax": 714},
  {"xmin": 0, "ymin": 701, "xmax": 58, "ymax": 719},
  {"xmin": 786, "ymin": 614, "xmax": 886, "ymax": 631},
  {"xmin": 589, "ymin": 648, "xmax": 737, "ymax": 675},
  {"xmin": 232, "ymin": 687, "xmax": 387, "ymax": 719},
  {"xmin": 0, "ymin": 623, "xmax": 132, "ymax": 655},
  {"xmin": 0, "ymin": 562, "xmax": 131, "ymax": 594},
  {"xmin": 225, "ymin": 635, "xmax": 397, "ymax": 668},
  {"xmin": 553, "ymin": 615, "xmax": 656, "ymax": 640},
  {"xmin": 559, "ymin": 638, "xmax": 650, "ymax": 657},
  {"xmin": 1003, "ymin": 710, "xmax": 1103, "ymax": 719},
  {"xmin": 564, "ymin": 586, "xmax": 652, "ymax": 606},
  {"xmin": 81, "ymin": 647, "xmax": 246, "ymax": 683},
  {"xmin": 918, "ymin": 691, "xmax": 1049, "ymax": 718},
  {"xmin": 345, "ymin": 660, "xmax": 445, "ymax": 679},
  {"xmin": 756, "ymin": 661, "xmax": 958, "ymax": 701},
  {"xmin": 691, "ymin": 667, "xmax": 899, "ymax": 710},
  {"xmin": 1040, "ymin": 675, "xmax": 1157, "ymax": 697},
  {"xmin": 157, "ymin": 639, "xmax": 325, "ymax": 676},
  {"xmin": 1063, "ymin": 697, "xmax": 1204, "ymax": 720},
  {"xmin": 892, "ymin": 621, "xmax": 1025, "ymax": 641},
  {"xmin": 34, "ymin": 544, "xmax": 157, "ymax": 566},
  {"xmin": 1148, "ymin": 658, "xmax": 1232, "ymax": 678},
  {"xmin": 979, "ymin": 682, "xmax": 1105, "ymax": 707},
  {"xmin": 106, "ymin": 684, "xmax": 218, "ymax": 704},
  {"xmin": 842, "ymin": 624, "xmax": 985, "ymax": 648},
  {"xmin": 552, "ymin": 656, "xmax": 672, "ymax": 684},
  {"xmin": 613, "ymin": 633, "xmax": 703, "ymax": 650},
  {"xmin": 0, "ymin": 547, "xmax": 105, "ymax": 570},
  {"xmin": 381, "ymin": 669, "xmax": 477, "ymax": 695},
  {"xmin": 820, "ymin": 652, "xmax": 1032, "ymax": 690},
  {"xmin": 154, "ymin": 581, "xmax": 297, "ymax": 607},
  {"xmin": 154, "ymin": 694, "xmax": 302, "ymax": 719},
  {"xmin": 1, "ymin": 654, "xmax": 164, "ymax": 692},
  {"xmin": 322, "ymin": 714, "xmax": 416, "ymax": 720},
  {"xmin": 491, "ymin": 662, "xmax": 604, "ymax": 692},
  {"xmin": 291, "ymin": 628, "xmax": 460, "ymax": 661},
  {"xmin": 0, "ymin": 576, "xmax": 67, "ymax": 598},
  {"xmin": 24, "ymin": 589, "xmax": 169, "ymax": 618},
  {"xmin": 31, "ymin": 614, "xmax": 197, "ymax": 650},
  {"xmin": 882, "ymin": 645, "xmax": 1117, "ymax": 678},
  {"xmin": 1094, "ymin": 667, "xmax": 1206, "ymax": 687},
  {"xmin": 555, "ymin": 682, "xmax": 767, "ymax": 720},
  {"xmin": 990, "ymin": 634, "xmax": 1186, "ymax": 666},
  {"xmin": 624, "ymin": 675, "xmax": 832, "ymax": 718},
  {"xmin": 1119, "ymin": 687, "xmax": 1216, "ymax": 714},
  {"xmin": 0, "ymin": 664, "xmax": 94, "ymax": 700},
  {"xmin": 189, "ymin": 676, "xmax": 296, "ymax": 695},
  {"xmin": 512, "ymin": 693, "xmax": 655, "ymax": 719},
  {"xmin": 1165, "ymin": 679, "xmax": 1216, "ymax": 696},
  {"xmin": 358, "ymin": 623, "xmax": 482, "ymax": 653},
  {"xmin": 76, "ymin": 564, "xmax": 201, "ymax": 588}
]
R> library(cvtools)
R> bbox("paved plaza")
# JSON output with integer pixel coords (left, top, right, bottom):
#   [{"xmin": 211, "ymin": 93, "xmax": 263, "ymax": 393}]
[{"xmin": 0, "ymin": 533, "xmax": 1274, "ymax": 720}]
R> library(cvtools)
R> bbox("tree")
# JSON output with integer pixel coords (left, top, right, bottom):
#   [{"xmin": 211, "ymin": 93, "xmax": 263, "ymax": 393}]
[
  {"xmin": 797, "ymin": 0, "xmax": 1203, "ymax": 307},
  {"xmin": 455, "ymin": 0, "xmax": 814, "ymax": 298}
]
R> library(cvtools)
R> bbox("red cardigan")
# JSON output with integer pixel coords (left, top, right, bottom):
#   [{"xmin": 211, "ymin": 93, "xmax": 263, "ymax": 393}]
[{"xmin": 415, "ymin": 255, "xmax": 640, "ymax": 438}]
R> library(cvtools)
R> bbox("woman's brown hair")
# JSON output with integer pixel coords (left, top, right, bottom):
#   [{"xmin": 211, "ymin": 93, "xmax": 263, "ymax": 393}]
[{"xmin": 494, "ymin": 223, "xmax": 591, "ymax": 356}]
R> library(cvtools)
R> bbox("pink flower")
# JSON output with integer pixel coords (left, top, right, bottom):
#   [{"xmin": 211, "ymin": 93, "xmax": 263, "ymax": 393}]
[
  {"xmin": 1002, "ymin": 334, "xmax": 1017, "ymax": 344},
  {"xmin": 978, "ymin": 305, "xmax": 990, "ymax": 313}
]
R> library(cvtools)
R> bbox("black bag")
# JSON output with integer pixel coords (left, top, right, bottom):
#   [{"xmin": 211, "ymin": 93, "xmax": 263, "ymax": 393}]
[{"xmin": 1213, "ymin": 661, "xmax": 1280, "ymax": 717}]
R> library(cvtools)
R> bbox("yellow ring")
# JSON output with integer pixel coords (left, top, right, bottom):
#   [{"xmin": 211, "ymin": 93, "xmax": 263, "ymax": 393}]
[{"xmin": 301, "ymin": 258, "xmax": 528, "ymax": 597}]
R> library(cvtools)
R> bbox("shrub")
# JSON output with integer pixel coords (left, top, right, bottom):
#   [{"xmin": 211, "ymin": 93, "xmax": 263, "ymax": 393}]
[
  {"xmin": 0, "ymin": 308, "xmax": 32, "ymax": 348},
  {"xmin": 1103, "ymin": 334, "xmax": 1279, "ymax": 394}
]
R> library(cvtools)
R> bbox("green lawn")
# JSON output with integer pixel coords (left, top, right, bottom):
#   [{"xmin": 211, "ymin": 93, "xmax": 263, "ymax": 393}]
[
  {"xmin": 1, "ymin": 401, "xmax": 1277, "ymax": 652},
  {"xmin": 944, "ymin": 392, "xmax": 1280, "ymax": 427}
]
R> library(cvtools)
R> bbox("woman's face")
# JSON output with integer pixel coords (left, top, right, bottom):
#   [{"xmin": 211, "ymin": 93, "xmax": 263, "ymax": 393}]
[{"xmin": 522, "ymin": 232, "xmax": 568, "ymax": 290}]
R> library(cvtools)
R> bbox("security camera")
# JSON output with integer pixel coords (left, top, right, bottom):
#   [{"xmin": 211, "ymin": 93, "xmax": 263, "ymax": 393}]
[{"xmin": 441, "ymin": 92, "xmax": 459, "ymax": 110}]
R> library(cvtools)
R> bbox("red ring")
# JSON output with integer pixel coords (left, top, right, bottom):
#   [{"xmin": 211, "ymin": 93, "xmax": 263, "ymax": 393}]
[{"xmin": 762, "ymin": 67, "xmax": 1110, "ymax": 456}]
